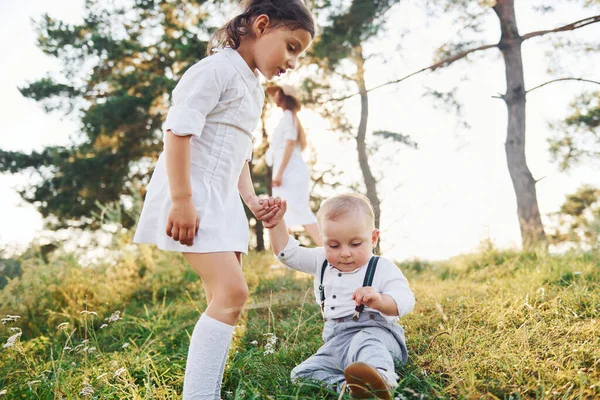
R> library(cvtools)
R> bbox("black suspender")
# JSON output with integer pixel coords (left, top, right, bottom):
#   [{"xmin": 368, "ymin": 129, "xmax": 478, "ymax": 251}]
[
  {"xmin": 319, "ymin": 259, "xmax": 328, "ymax": 314},
  {"xmin": 318, "ymin": 256, "xmax": 380, "ymax": 320}
]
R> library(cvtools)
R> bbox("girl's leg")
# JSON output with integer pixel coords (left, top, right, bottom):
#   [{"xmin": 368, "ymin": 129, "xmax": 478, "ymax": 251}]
[
  {"xmin": 304, "ymin": 223, "xmax": 323, "ymax": 246},
  {"xmin": 181, "ymin": 252, "xmax": 248, "ymax": 400},
  {"xmin": 202, "ymin": 281, "xmax": 213, "ymax": 304}
]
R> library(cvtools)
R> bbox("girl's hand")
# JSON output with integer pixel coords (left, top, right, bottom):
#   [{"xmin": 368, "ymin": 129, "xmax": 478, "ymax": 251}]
[
  {"xmin": 272, "ymin": 173, "xmax": 283, "ymax": 187},
  {"xmin": 247, "ymin": 195, "xmax": 280, "ymax": 222},
  {"xmin": 166, "ymin": 198, "xmax": 199, "ymax": 246},
  {"xmin": 352, "ymin": 287, "xmax": 384, "ymax": 311},
  {"xmin": 264, "ymin": 199, "xmax": 287, "ymax": 229}
]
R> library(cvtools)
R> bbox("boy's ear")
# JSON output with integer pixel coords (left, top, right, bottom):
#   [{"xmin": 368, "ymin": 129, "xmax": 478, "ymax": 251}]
[
  {"xmin": 372, "ymin": 229, "xmax": 380, "ymax": 247},
  {"xmin": 253, "ymin": 14, "xmax": 271, "ymax": 38}
]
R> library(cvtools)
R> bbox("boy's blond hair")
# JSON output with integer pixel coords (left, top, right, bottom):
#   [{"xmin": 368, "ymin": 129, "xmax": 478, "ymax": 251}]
[{"xmin": 317, "ymin": 193, "xmax": 375, "ymax": 229}]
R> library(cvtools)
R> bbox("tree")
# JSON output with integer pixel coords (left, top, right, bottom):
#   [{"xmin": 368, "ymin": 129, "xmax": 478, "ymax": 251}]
[
  {"xmin": 303, "ymin": 0, "xmax": 417, "ymax": 250},
  {"xmin": 343, "ymin": 0, "xmax": 600, "ymax": 250},
  {"xmin": 0, "ymin": 0, "xmax": 225, "ymax": 230}
]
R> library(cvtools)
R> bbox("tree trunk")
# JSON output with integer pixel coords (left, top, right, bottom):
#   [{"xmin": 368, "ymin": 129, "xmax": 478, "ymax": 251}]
[
  {"xmin": 353, "ymin": 45, "xmax": 382, "ymax": 253},
  {"xmin": 494, "ymin": 0, "xmax": 547, "ymax": 250}
]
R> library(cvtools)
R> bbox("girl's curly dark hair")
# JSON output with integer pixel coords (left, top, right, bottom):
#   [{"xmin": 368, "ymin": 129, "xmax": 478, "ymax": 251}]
[{"xmin": 207, "ymin": 0, "xmax": 315, "ymax": 55}]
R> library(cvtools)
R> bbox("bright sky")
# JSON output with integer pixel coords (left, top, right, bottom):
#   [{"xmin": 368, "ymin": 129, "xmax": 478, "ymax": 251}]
[{"xmin": 1, "ymin": 0, "xmax": 599, "ymax": 261}]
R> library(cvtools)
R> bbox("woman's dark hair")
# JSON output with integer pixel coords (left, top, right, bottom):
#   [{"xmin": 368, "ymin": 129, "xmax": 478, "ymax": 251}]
[
  {"xmin": 276, "ymin": 88, "xmax": 307, "ymax": 151},
  {"xmin": 207, "ymin": 0, "xmax": 315, "ymax": 55}
]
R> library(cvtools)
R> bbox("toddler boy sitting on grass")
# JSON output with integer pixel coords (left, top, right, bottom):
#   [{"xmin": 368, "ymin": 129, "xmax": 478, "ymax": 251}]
[{"xmin": 268, "ymin": 193, "xmax": 415, "ymax": 399}]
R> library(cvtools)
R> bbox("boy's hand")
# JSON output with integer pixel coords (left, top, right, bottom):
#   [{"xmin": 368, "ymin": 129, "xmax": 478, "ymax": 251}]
[
  {"xmin": 247, "ymin": 195, "xmax": 280, "ymax": 222},
  {"xmin": 166, "ymin": 198, "xmax": 199, "ymax": 246},
  {"xmin": 352, "ymin": 287, "xmax": 383, "ymax": 311},
  {"xmin": 264, "ymin": 199, "xmax": 287, "ymax": 229}
]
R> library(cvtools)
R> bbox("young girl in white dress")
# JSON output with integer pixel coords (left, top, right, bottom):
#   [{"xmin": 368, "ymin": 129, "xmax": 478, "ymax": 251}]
[
  {"xmin": 133, "ymin": 1, "xmax": 315, "ymax": 398},
  {"xmin": 266, "ymin": 85, "xmax": 322, "ymax": 246}
]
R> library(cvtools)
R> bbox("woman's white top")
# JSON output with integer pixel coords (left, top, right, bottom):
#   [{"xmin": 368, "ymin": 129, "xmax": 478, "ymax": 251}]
[
  {"xmin": 133, "ymin": 48, "xmax": 264, "ymax": 253},
  {"xmin": 270, "ymin": 110, "xmax": 317, "ymax": 227}
]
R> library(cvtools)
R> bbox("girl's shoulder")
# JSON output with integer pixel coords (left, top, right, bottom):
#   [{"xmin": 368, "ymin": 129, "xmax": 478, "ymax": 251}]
[{"xmin": 184, "ymin": 52, "xmax": 229, "ymax": 79}]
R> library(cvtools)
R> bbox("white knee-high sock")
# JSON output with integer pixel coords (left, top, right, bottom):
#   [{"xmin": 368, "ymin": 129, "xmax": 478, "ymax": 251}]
[
  {"xmin": 182, "ymin": 313, "xmax": 234, "ymax": 400},
  {"xmin": 214, "ymin": 345, "xmax": 229, "ymax": 398}
]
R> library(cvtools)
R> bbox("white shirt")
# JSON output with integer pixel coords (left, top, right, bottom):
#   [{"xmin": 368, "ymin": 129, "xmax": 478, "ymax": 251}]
[{"xmin": 277, "ymin": 236, "xmax": 415, "ymax": 322}]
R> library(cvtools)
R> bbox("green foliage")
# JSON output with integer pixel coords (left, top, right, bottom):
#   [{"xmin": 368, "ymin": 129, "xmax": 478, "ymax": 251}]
[
  {"xmin": 373, "ymin": 130, "xmax": 418, "ymax": 148},
  {"xmin": 2, "ymin": 0, "xmax": 221, "ymax": 230},
  {"xmin": 548, "ymin": 185, "xmax": 600, "ymax": 248},
  {"xmin": 311, "ymin": 0, "xmax": 400, "ymax": 69},
  {"xmin": 1, "ymin": 239, "xmax": 600, "ymax": 398},
  {"xmin": 0, "ymin": 259, "xmax": 21, "ymax": 291},
  {"xmin": 549, "ymin": 91, "xmax": 600, "ymax": 171}
]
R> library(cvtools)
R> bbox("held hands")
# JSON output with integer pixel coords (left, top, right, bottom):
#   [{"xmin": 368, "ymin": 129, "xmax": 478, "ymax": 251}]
[
  {"xmin": 247, "ymin": 195, "xmax": 285, "ymax": 229},
  {"xmin": 352, "ymin": 287, "xmax": 384, "ymax": 311},
  {"xmin": 166, "ymin": 197, "xmax": 199, "ymax": 246},
  {"xmin": 264, "ymin": 199, "xmax": 287, "ymax": 229}
]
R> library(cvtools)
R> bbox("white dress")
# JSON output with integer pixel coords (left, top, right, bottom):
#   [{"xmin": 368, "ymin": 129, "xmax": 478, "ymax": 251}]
[
  {"xmin": 133, "ymin": 48, "xmax": 264, "ymax": 253},
  {"xmin": 270, "ymin": 110, "xmax": 317, "ymax": 227}
]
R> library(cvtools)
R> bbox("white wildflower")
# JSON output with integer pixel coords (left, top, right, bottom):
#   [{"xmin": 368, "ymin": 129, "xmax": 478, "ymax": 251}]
[
  {"xmin": 0, "ymin": 389, "xmax": 7, "ymax": 396},
  {"xmin": 100, "ymin": 324, "xmax": 108, "ymax": 329},
  {"xmin": 113, "ymin": 367, "xmax": 126, "ymax": 377},
  {"xmin": 3, "ymin": 332, "xmax": 22, "ymax": 349},
  {"xmin": 79, "ymin": 385, "xmax": 94, "ymax": 397},
  {"xmin": 263, "ymin": 332, "xmax": 278, "ymax": 345},
  {"xmin": 9, "ymin": 327, "xmax": 21, "ymax": 332},
  {"xmin": 106, "ymin": 311, "xmax": 121, "ymax": 323},
  {"xmin": 122, "ymin": 343, "xmax": 129, "ymax": 349},
  {"xmin": 250, "ymin": 340, "xmax": 258, "ymax": 346},
  {"xmin": 263, "ymin": 348, "xmax": 275, "ymax": 355},
  {"xmin": 1, "ymin": 315, "xmax": 20, "ymax": 325},
  {"xmin": 262, "ymin": 333, "xmax": 278, "ymax": 356}
]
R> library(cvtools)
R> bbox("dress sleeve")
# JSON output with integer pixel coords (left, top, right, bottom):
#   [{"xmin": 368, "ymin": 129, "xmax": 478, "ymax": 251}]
[
  {"xmin": 282, "ymin": 111, "xmax": 299, "ymax": 141},
  {"xmin": 164, "ymin": 60, "xmax": 224, "ymax": 137}
]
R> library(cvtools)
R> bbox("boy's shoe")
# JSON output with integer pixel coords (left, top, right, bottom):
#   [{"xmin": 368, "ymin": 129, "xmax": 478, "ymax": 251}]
[{"xmin": 343, "ymin": 362, "xmax": 393, "ymax": 399}]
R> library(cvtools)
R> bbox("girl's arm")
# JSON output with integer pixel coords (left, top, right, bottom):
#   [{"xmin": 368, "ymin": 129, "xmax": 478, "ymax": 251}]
[
  {"xmin": 273, "ymin": 139, "xmax": 296, "ymax": 187},
  {"xmin": 238, "ymin": 162, "xmax": 280, "ymax": 225},
  {"xmin": 164, "ymin": 130, "xmax": 198, "ymax": 246}
]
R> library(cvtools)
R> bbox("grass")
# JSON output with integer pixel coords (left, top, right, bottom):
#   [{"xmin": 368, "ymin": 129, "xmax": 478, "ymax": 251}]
[{"xmin": 0, "ymin": 237, "xmax": 598, "ymax": 399}]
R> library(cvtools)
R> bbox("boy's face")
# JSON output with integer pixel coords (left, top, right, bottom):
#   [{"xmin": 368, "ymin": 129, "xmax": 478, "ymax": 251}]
[{"xmin": 321, "ymin": 211, "xmax": 380, "ymax": 272}]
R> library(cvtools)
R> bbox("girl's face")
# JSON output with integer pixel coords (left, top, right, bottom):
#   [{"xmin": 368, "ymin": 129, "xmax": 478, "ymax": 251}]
[{"xmin": 252, "ymin": 17, "xmax": 312, "ymax": 80}]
